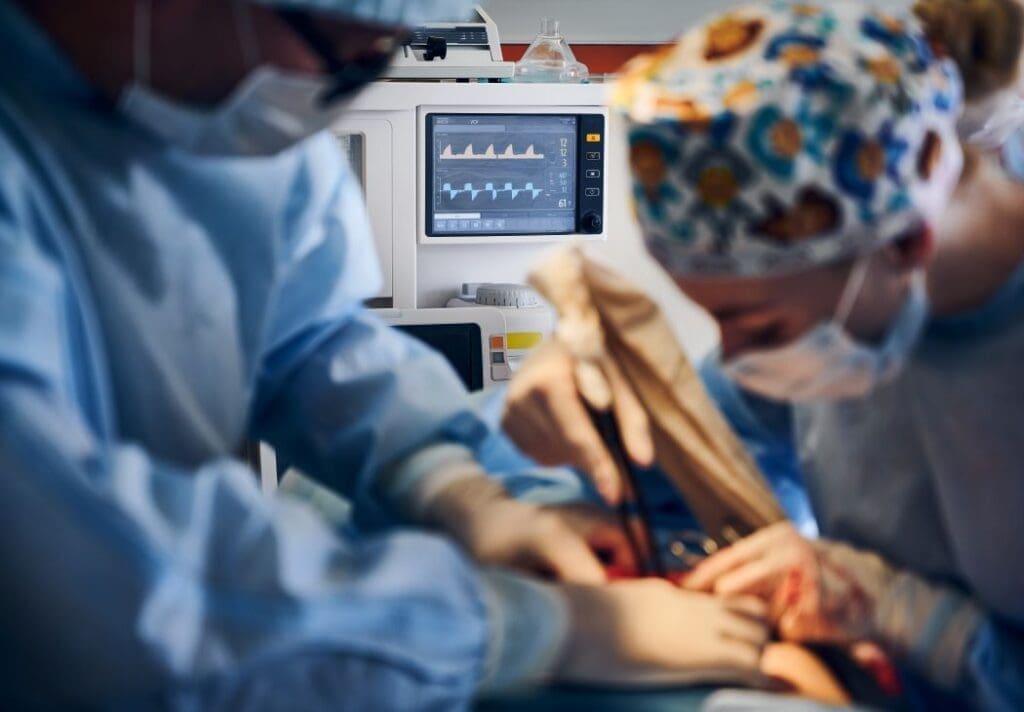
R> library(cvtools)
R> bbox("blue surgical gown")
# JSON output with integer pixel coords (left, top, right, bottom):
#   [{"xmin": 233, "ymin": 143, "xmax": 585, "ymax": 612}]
[{"xmin": 0, "ymin": 2, "xmax": 566, "ymax": 707}]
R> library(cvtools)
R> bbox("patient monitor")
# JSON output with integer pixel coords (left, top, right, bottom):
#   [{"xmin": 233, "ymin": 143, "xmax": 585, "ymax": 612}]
[
  {"xmin": 332, "ymin": 82, "xmax": 609, "ymax": 309},
  {"xmin": 425, "ymin": 112, "xmax": 606, "ymax": 242}
]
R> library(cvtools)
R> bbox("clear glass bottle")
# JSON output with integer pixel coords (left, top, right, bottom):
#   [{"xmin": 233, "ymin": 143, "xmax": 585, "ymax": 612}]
[{"xmin": 512, "ymin": 18, "xmax": 590, "ymax": 84}]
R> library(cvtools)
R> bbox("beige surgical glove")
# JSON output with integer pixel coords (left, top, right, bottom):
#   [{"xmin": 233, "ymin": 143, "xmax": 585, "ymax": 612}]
[
  {"xmin": 685, "ymin": 522, "xmax": 818, "ymax": 599},
  {"xmin": 775, "ymin": 540, "xmax": 983, "ymax": 693},
  {"xmin": 555, "ymin": 580, "xmax": 770, "ymax": 687},
  {"xmin": 423, "ymin": 474, "xmax": 636, "ymax": 584},
  {"xmin": 686, "ymin": 522, "xmax": 983, "ymax": 692},
  {"xmin": 503, "ymin": 339, "xmax": 654, "ymax": 504},
  {"xmin": 380, "ymin": 443, "xmax": 639, "ymax": 583}
]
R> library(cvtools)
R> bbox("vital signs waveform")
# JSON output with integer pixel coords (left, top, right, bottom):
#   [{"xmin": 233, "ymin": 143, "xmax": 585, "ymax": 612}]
[
  {"xmin": 440, "ymin": 144, "xmax": 546, "ymax": 160},
  {"xmin": 442, "ymin": 182, "xmax": 544, "ymax": 201}
]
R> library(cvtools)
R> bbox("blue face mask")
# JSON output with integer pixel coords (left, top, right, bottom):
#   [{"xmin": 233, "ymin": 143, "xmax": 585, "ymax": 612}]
[{"xmin": 723, "ymin": 259, "xmax": 929, "ymax": 403}]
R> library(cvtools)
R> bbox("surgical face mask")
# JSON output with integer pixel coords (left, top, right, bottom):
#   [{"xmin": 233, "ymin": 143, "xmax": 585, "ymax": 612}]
[
  {"xmin": 723, "ymin": 259, "xmax": 929, "ymax": 403},
  {"xmin": 962, "ymin": 90, "xmax": 1024, "ymax": 150},
  {"xmin": 119, "ymin": 0, "xmax": 382, "ymax": 156},
  {"xmin": 120, "ymin": 67, "xmax": 357, "ymax": 156}
]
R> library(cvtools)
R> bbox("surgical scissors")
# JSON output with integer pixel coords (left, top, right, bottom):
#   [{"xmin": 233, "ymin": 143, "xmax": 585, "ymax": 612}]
[{"xmin": 589, "ymin": 409, "xmax": 667, "ymax": 578}]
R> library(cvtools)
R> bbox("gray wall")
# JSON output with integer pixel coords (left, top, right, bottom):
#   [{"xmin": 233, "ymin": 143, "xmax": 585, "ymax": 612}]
[
  {"xmin": 480, "ymin": 0, "xmax": 744, "ymax": 44},
  {"xmin": 480, "ymin": 0, "xmax": 913, "ymax": 44}
]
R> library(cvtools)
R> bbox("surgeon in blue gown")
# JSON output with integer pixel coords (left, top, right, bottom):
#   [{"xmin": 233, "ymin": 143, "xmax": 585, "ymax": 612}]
[{"xmin": 0, "ymin": 0, "xmax": 782, "ymax": 708}]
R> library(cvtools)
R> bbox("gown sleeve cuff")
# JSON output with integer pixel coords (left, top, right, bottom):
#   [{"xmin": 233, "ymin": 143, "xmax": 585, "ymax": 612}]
[
  {"xmin": 876, "ymin": 571, "xmax": 983, "ymax": 689},
  {"xmin": 477, "ymin": 569, "xmax": 570, "ymax": 694},
  {"xmin": 375, "ymin": 443, "xmax": 484, "ymax": 523}
]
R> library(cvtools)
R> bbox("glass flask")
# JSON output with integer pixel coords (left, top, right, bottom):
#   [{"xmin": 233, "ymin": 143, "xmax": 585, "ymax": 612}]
[{"xmin": 512, "ymin": 18, "xmax": 590, "ymax": 84}]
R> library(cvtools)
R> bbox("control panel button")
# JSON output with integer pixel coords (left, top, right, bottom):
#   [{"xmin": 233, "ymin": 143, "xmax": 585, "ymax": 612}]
[
  {"xmin": 585, "ymin": 169, "xmax": 601, "ymax": 178},
  {"xmin": 586, "ymin": 151, "xmax": 601, "ymax": 161},
  {"xmin": 586, "ymin": 133, "xmax": 602, "ymax": 143},
  {"xmin": 581, "ymin": 211, "xmax": 603, "ymax": 234},
  {"xmin": 491, "ymin": 364, "xmax": 512, "ymax": 382},
  {"xmin": 585, "ymin": 187, "xmax": 601, "ymax": 197}
]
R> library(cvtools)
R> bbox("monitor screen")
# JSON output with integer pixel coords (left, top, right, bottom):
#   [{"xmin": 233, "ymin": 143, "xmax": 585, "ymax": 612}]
[
  {"xmin": 427, "ymin": 114, "xmax": 578, "ymax": 236},
  {"xmin": 395, "ymin": 323, "xmax": 484, "ymax": 391}
]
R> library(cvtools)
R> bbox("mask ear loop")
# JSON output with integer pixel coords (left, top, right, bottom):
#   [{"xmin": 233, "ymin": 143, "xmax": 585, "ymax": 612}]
[
  {"xmin": 834, "ymin": 256, "xmax": 872, "ymax": 329},
  {"xmin": 231, "ymin": 0, "xmax": 262, "ymax": 70},
  {"xmin": 133, "ymin": 0, "xmax": 152, "ymax": 87}
]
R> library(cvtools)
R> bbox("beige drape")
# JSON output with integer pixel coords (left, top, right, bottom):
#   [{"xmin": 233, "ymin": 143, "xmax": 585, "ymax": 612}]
[{"xmin": 531, "ymin": 248, "xmax": 784, "ymax": 546}]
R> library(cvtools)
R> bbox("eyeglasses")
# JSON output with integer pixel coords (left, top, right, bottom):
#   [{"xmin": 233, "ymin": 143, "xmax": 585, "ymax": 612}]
[{"xmin": 276, "ymin": 10, "xmax": 400, "ymax": 107}]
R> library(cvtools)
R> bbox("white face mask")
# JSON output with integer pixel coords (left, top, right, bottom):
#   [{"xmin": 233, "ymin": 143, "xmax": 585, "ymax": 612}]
[
  {"xmin": 120, "ymin": 67, "xmax": 353, "ymax": 157},
  {"xmin": 723, "ymin": 259, "xmax": 929, "ymax": 403},
  {"xmin": 119, "ymin": 0, "xmax": 363, "ymax": 156},
  {"xmin": 962, "ymin": 90, "xmax": 1024, "ymax": 150}
]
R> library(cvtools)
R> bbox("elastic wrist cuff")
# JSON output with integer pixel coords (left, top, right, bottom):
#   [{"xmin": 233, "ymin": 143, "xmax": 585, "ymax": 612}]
[
  {"xmin": 477, "ymin": 569, "xmax": 570, "ymax": 694},
  {"xmin": 376, "ymin": 443, "xmax": 482, "ymax": 522},
  {"xmin": 877, "ymin": 572, "xmax": 983, "ymax": 689}
]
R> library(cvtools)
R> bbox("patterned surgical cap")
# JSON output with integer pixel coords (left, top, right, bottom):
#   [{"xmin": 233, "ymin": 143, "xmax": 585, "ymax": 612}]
[{"xmin": 611, "ymin": 1, "xmax": 964, "ymax": 277}]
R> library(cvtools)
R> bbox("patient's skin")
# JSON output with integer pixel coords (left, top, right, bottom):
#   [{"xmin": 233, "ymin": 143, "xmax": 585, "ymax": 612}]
[{"xmin": 760, "ymin": 643, "xmax": 851, "ymax": 705}]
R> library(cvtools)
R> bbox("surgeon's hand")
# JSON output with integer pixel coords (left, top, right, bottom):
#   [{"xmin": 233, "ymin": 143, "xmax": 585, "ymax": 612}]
[
  {"xmin": 684, "ymin": 522, "xmax": 816, "ymax": 600},
  {"xmin": 503, "ymin": 339, "xmax": 654, "ymax": 505},
  {"xmin": 684, "ymin": 522, "xmax": 890, "ymax": 644},
  {"xmin": 423, "ymin": 476, "xmax": 634, "ymax": 584},
  {"xmin": 556, "ymin": 580, "xmax": 770, "ymax": 687}
]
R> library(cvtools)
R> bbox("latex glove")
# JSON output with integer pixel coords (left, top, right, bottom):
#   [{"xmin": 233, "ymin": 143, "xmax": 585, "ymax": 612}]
[
  {"xmin": 423, "ymin": 475, "xmax": 632, "ymax": 584},
  {"xmin": 555, "ymin": 580, "xmax": 770, "ymax": 687},
  {"xmin": 771, "ymin": 540, "xmax": 983, "ymax": 692},
  {"xmin": 684, "ymin": 522, "xmax": 817, "ymax": 600},
  {"xmin": 503, "ymin": 338, "xmax": 654, "ymax": 505},
  {"xmin": 685, "ymin": 522, "xmax": 982, "ymax": 690}
]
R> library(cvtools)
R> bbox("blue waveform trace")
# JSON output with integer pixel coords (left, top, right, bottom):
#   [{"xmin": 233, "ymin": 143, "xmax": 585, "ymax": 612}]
[{"xmin": 442, "ymin": 182, "xmax": 544, "ymax": 201}]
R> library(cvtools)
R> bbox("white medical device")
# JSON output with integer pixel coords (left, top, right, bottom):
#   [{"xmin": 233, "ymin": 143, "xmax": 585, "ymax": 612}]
[
  {"xmin": 335, "ymin": 77, "xmax": 607, "ymax": 391},
  {"xmin": 385, "ymin": 6, "xmax": 514, "ymax": 81},
  {"xmin": 333, "ymin": 81, "xmax": 609, "ymax": 309},
  {"xmin": 448, "ymin": 283, "xmax": 555, "ymax": 375}
]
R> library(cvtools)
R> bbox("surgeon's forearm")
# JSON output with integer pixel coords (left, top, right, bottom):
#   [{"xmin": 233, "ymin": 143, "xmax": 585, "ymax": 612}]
[
  {"xmin": 251, "ymin": 308, "xmax": 494, "ymax": 527},
  {"xmin": 0, "ymin": 381, "xmax": 550, "ymax": 707},
  {"xmin": 801, "ymin": 540, "xmax": 986, "ymax": 697}
]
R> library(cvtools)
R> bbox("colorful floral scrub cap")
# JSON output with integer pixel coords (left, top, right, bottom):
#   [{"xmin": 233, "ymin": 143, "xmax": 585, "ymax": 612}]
[{"xmin": 611, "ymin": 1, "xmax": 965, "ymax": 277}]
